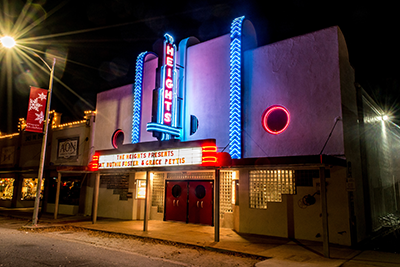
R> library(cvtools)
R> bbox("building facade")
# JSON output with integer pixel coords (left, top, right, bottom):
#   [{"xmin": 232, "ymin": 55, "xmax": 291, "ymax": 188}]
[
  {"xmin": 3, "ymin": 16, "xmax": 399, "ymax": 248},
  {"xmin": 86, "ymin": 17, "xmax": 398, "ymax": 247},
  {"xmin": 0, "ymin": 111, "xmax": 95, "ymax": 216}
]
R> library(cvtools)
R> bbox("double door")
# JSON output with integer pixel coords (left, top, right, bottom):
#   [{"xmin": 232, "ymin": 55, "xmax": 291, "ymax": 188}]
[{"xmin": 165, "ymin": 180, "xmax": 213, "ymax": 226}]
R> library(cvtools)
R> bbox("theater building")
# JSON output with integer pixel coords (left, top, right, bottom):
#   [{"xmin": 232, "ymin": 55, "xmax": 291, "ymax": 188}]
[{"xmin": 83, "ymin": 17, "xmax": 400, "ymax": 248}]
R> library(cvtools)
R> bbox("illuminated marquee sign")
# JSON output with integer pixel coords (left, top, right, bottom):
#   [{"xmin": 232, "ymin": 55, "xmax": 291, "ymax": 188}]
[{"xmin": 98, "ymin": 147, "xmax": 203, "ymax": 169}]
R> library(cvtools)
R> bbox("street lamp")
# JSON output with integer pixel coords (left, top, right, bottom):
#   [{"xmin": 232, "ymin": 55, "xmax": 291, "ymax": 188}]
[
  {"xmin": 0, "ymin": 36, "xmax": 16, "ymax": 48},
  {"xmin": 1, "ymin": 36, "xmax": 56, "ymax": 226}
]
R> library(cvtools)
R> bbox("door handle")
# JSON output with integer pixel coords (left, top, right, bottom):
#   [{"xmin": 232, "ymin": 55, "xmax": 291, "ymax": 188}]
[
  {"xmin": 201, "ymin": 201, "xmax": 203, "ymax": 208},
  {"xmin": 177, "ymin": 200, "xmax": 179, "ymax": 207},
  {"xmin": 197, "ymin": 201, "xmax": 199, "ymax": 208}
]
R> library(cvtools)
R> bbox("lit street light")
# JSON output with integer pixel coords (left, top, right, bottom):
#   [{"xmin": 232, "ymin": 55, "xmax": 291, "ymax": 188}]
[
  {"xmin": 1, "ymin": 35, "xmax": 56, "ymax": 226},
  {"xmin": 0, "ymin": 36, "xmax": 16, "ymax": 48}
]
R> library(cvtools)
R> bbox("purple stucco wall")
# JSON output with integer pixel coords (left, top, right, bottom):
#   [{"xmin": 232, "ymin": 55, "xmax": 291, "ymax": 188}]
[
  {"xmin": 94, "ymin": 84, "xmax": 133, "ymax": 150},
  {"xmin": 243, "ymin": 26, "xmax": 345, "ymax": 157},
  {"xmin": 185, "ymin": 34, "xmax": 231, "ymax": 150}
]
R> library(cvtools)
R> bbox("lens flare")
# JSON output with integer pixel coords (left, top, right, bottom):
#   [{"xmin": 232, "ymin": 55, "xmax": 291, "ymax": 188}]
[{"xmin": 0, "ymin": 36, "xmax": 16, "ymax": 48}]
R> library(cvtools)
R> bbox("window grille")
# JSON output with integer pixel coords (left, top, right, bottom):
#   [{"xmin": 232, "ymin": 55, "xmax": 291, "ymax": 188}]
[
  {"xmin": 100, "ymin": 174, "xmax": 129, "ymax": 200},
  {"xmin": 249, "ymin": 170, "xmax": 295, "ymax": 209},
  {"xmin": 151, "ymin": 173, "xmax": 165, "ymax": 213},
  {"xmin": 220, "ymin": 171, "xmax": 233, "ymax": 217}
]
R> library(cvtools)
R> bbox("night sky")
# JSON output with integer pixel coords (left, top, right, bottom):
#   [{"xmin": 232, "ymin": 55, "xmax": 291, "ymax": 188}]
[{"xmin": 1, "ymin": 0, "xmax": 399, "ymax": 134}]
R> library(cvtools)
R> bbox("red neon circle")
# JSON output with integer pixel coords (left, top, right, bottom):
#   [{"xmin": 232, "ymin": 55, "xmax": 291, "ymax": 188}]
[
  {"xmin": 262, "ymin": 106, "xmax": 290, "ymax": 135},
  {"xmin": 112, "ymin": 129, "xmax": 124, "ymax": 149}
]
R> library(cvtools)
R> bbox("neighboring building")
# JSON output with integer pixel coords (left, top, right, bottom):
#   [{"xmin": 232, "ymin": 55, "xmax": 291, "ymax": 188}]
[
  {"xmin": 86, "ymin": 16, "xmax": 400, "ymax": 248},
  {"xmin": 44, "ymin": 110, "xmax": 96, "ymax": 216},
  {"xmin": 0, "ymin": 119, "xmax": 46, "ymax": 208},
  {"xmin": 0, "ymin": 111, "xmax": 96, "ymax": 216}
]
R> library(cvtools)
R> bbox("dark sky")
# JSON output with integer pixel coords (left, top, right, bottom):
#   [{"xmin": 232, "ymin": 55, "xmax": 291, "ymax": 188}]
[{"xmin": 1, "ymin": 0, "xmax": 399, "ymax": 134}]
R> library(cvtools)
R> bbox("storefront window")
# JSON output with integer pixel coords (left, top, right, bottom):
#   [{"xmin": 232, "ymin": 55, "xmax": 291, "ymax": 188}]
[
  {"xmin": 136, "ymin": 180, "xmax": 146, "ymax": 199},
  {"xmin": 249, "ymin": 169, "xmax": 296, "ymax": 209},
  {"xmin": 48, "ymin": 177, "xmax": 82, "ymax": 205},
  {"xmin": 0, "ymin": 178, "xmax": 14, "ymax": 200},
  {"xmin": 151, "ymin": 173, "xmax": 164, "ymax": 213},
  {"xmin": 221, "ymin": 171, "xmax": 234, "ymax": 214},
  {"xmin": 21, "ymin": 178, "xmax": 44, "ymax": 200}
]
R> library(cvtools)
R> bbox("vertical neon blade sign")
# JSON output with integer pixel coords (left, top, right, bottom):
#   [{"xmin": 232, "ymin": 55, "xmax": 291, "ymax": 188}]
[
  {"xmin": 229, "ymin": 16, "xmax": 245, "ymax": 159},
  {"xmin": 146, "ymin": 34, "xmax": 180, "ymax": 139},
  {"xmin": 132, "ymin": 51, "xmax": 149, "ymax": 144},
  {"xmin": 163, "ymin": 38, "xmax": 175, "ymax": 126}
]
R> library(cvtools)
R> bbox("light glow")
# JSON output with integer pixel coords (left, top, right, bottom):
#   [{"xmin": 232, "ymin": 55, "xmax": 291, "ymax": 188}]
[
  {"xmin": 136, "ymin": 180, "xmax": 146, "ymax": 199},
  {"xmin": 147, "ymin": 33, "xmax": 179, "ymax": 140},
  {"xmin": 1, "ymin": 36, "xmax": 16, "ymax": 48},
  {"xmin": 112, "ymin": 129, "xmax": 124, "ymax": 149},
  {"xmin": 232, "ymin": 180, "xmax": 236, "ymax": 205},
  {"xmin": 201, "ymin": 144, "xmax": 217, "ymax": 165},
  {"xmin": 146, "ymin": 122, "xmax": 181, "ymax": 137},
  {"xmin": 98, "ymin": 147, "xmax": 203, "ymax": 169},
  {"xmin": 0, "ymin": 133, "xmax": 19, "ymax": 139},
  {"xmin": 262, "ymin": 106, "xmax": 290, "ymax": 135},
  {"xmin": 51, "ymin": 120, "xmax": 86, "ymax": 129},
  {"xmin": 88, "ymin": 153, "xmax": 100, "ymax": 171},
  {"xmin": 132, "ymin": 51, "xmax": 151, "ymax": 144},
  {"xmin": 202, "ymin": 146, "xmax": 217, "ymax": 152},
  {"xmin": 162, "ymin": 40, "xmax": 176, "ymax": 126},
  {"xmin": 229, "ymin": 16, "xmax": 245, "ymax": 159}
]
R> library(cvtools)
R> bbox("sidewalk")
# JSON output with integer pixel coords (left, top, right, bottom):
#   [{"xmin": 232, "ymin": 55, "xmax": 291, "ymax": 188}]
[{"xmin": 1, "ymin": 207, "xmax": 400, "ymax": 266}]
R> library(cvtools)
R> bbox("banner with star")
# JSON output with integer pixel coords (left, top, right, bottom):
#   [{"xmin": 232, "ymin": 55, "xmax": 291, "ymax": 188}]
[{"xmin": 25, "ymin": 87, "xmax": 48, "ymax": 133}]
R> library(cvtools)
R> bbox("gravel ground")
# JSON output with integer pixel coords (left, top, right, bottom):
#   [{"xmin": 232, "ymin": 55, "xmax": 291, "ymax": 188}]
[{"xmin": 21, "ymin": 224, "xmax": 265, "ymax": 267}]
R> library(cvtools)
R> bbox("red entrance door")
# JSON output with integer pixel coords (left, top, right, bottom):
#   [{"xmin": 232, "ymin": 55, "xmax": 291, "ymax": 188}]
[
  {"xmin": 165, "ymin": 181, "xmax": 187, "ymax": 222},
  {"xmin": 188, "ymin": 181, "xmax": 213, "ymax": 226}
]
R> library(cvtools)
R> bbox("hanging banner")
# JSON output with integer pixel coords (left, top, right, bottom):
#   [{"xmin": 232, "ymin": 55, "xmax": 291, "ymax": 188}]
[{"xmin": 25, "ymin": 87, "xmax": 48, "ymax": 133}]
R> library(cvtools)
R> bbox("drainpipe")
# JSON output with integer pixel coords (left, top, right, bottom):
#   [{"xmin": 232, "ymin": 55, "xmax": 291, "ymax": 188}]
[{"xmin": 320, "ymin": 166, "xmax": 330, "ymax": 258}]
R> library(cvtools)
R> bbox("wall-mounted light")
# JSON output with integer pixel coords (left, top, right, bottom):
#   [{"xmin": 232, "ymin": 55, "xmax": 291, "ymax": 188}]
[{"xmin": 298, "ymin": 191, "xmax": 320, "ymax": 209}]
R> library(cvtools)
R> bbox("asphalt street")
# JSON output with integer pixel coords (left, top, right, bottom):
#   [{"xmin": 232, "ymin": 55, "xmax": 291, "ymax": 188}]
[
  {"xmin": 0, "ymin": 217, "xmax": 261, "ymax": 267},
  {"xmin": 0, "ymin": 224, "xmax": 183, "ymax": 266}
]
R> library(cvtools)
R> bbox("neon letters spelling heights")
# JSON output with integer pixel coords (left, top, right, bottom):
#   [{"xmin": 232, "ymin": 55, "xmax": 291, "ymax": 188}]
[
  {"xmin": 147, "ymin": 34, "xmax": 180, "ymax": 139},
  {"xmin": 163, "ymin": 41, "xmax": 174, "ymax": 126}
]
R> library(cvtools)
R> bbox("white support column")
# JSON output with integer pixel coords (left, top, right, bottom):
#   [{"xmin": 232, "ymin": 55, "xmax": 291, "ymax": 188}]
[
  {"xmin": 143, "ymin": 170, "xmax": 151, "ymax": 231},
  {"xmin": 54, "ymin": 172, "xmax": 61, "ymax": 219},
  {"xmin": 92, "ymin": 172, "xmax": 100, "ymax": 224}
]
